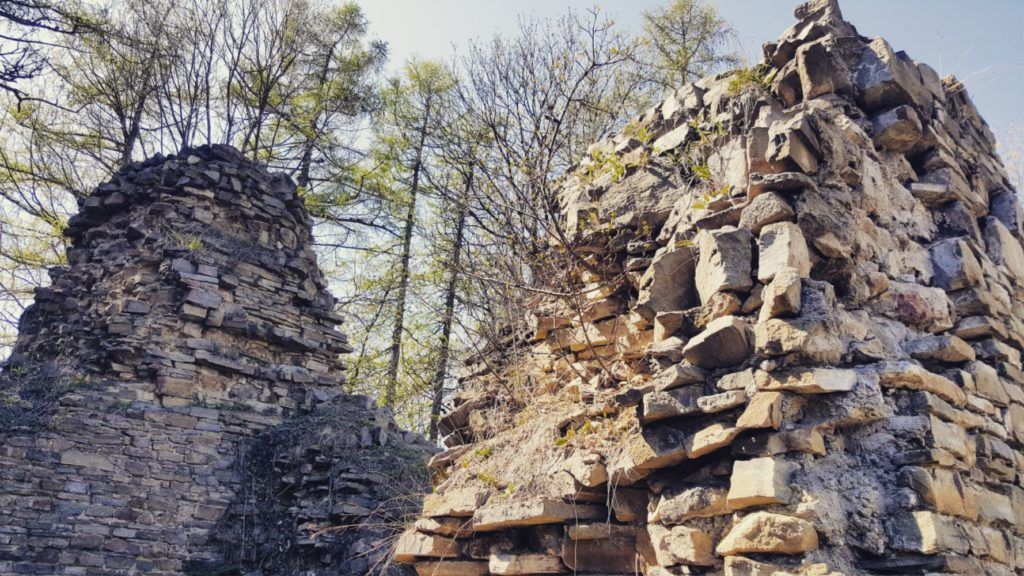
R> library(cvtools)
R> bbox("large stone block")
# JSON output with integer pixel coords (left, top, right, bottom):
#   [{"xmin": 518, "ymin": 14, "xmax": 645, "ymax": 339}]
[
  {"xmin": 636, "ymin": 244, "xmax": 698, "ymax": 322},
  {"xmin": 651, "ymin": 486, "xmax": 730, "ymax": 524},
  {"xmin": 929, "ymin": 237, "xmax": 982, "ymax": 291},
  {"xmin": 682, "ymin": 315, "xmax": 751, "ymax": 369},
  {"xmin": 394, "ymin": 530, "xmax": 462, "ymax": 562},
  {"xmin": 648, "ymin": 524, "xmax": 716, "ymax": 567},
  {"xmin": 727, "ymin": 457, "xmax": 795, "ymax": 509},
  {"xmin": 642, "ymin": 386, "xmax": 703, "ymax": 423},
  {"xmin": 739, "ymin": 191, "xmax": 795, "ymax": 234},
  {"xmin": 757, "ymin": 222, "xmax": 811, "ymax": 283},
  {"xmin": 716, "ymin": 512, "xmax": 818, "ymax": 555},
  {"xmin": 696, "ymin": 227, "xmax": 753, "ymax": 303},
  {"xmin": 489, "ymin": 554, "xmax": 565, "ymax": 574},
  {"xmin": 472, "ymin": 499, "xmax": 604, "ymax": 531}
]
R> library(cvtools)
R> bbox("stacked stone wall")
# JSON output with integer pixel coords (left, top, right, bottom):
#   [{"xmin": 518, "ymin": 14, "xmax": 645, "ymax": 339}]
[
  {"xmin": 398, "ymin": 1, "xmax": 1024, "ymax": 575},
  {"xmin": 0, "ymin": 145, "xmax": 431, "ymax": 575}
]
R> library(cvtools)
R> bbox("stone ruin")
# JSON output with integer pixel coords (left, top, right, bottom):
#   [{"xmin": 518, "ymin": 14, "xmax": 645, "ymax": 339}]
[
  {"xmin": 397, "ymin": 1, "xmax": 1024, "ymax": 575},
  {"xmin": 0, "ymin": 144, "xmax": 434, "ymax": 575}
]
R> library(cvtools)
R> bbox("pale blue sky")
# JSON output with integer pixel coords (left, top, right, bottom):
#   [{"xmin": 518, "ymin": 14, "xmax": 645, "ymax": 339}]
[{"xmin": 358, "ymin": 0, "xmax": 1023, "ymax": 134}]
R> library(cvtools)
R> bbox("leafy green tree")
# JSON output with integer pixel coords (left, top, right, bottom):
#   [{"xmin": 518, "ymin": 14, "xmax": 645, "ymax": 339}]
[
  {"xmin": 640, "ymin": 0, "xmax": 739, "ymax": 89},
  {"xmin": 344, "ymin": 58, "xmax": 456, "ymax": 412}
]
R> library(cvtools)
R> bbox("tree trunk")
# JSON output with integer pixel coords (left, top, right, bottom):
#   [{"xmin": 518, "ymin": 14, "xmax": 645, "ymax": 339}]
[
  {"xmin": 296, "ymin": 43, "xmax": 335, "ymax": 191},
  {"xmin": 428, "ymin": 171, "xmax": 470, "ymax": 440},
  {"xmin": 383, "ymin": 105, "xmax": 431, "ymax": 408}
]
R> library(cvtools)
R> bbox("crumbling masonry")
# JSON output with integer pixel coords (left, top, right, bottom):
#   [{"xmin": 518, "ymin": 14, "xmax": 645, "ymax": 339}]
[
  {"xmin": 398, "ymin": 1, "xmax": 1024, "ymax": 575},
  {"xmin": 0, "ymin": 145, "xmax": 433, "ymax": 575}
]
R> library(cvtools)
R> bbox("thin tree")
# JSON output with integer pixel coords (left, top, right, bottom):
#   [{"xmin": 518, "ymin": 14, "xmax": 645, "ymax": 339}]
[
  {"xmin": 374, "ymin": 59, "xmax": 456, "ymax": 408},
  {"xmin": 639, "ymin": 0, "xmax": 739, "ymax": 89}
]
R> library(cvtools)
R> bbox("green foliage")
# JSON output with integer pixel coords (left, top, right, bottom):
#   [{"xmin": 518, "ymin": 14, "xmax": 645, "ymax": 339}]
[
  {"xmin": 727, "ymin": 63, "xmax": 777, "ymax": 96},
  {"xmin": 171, "ymin": 231, "xmax": 204, "ymax": 254},
  {"xmin": 640, "ymin": 0, "xmax": 740, "ymax": 88},
  {"xmin": 554, "ymin": 419, "xmax": 595, "ymax": 447},
  {"xmin": 691, "ymin": 184, "xmax": 730, "ymax": 210}
]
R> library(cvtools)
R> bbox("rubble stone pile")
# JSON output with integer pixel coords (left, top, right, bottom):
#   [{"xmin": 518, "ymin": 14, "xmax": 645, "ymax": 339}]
[
  {"xmin": 398, "ymin": 1, "xmax": 1024, "ymax": 575},
  {"xmin": 0, "ymin": 144, "xmax": 432, "ymax": 575}
]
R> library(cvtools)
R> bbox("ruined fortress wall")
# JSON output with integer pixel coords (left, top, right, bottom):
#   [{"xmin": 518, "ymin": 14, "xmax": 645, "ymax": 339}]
[
  {"xmin": 0, "ymin": 145, "xmax": 430, "ymax": 575},
  {"xmin": 398, "ymin": 1, "xmax": 1024, "ymax": 575}
]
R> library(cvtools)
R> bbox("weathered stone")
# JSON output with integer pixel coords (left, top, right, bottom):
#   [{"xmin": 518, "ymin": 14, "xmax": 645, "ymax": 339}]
[
  {"xmin": 696, "ymin": 227, "xmax": 753, "ymax": 303},
  {"xmin": 415, "ymin": 561, "xmax": 489, "ymax": 576},
  {"xmin": 727, "ymin": 457, "xmax": 795, "ymax": 509},
  {"xmin": 757, "ymin": 222, "xmax": 811, "ymax": 282},
  {"xmin": 736, "ymin": 392, "xmax": 783, "ymax": 429},
  {"xmin": 698, "ymin": 390, "xmax": 748, "ymax": 413},
  {"xmin": 394, "ymin": 531, "xmax": 462, "ymax": 562},
  {"xmin": 642, "ymin": 386, "xmax": 702, "ymax": 423},
  {"xmin": 748, "ymin": 172, "xmax": 818, "ymax": 197},
  {"xmin": 989, "ymin": 189, "xmax": 1023, "ymax": 236},
  {"xmin": 60, "ymin": 450, "xmax": 115, "ymax": 471},
  {"xmin": 904, "ymin": 334, "xmax": 976, "ymax": 363},
  {"xmin": 647, "ymin": 524, "xmax": 716, "ymax": 567},
  {"xmin": 423, "ymin": 487, "xmax": 490, "ymax": 517},
  {"xmin": 414, "ymin": 517, "xmax": 475, "ymax": 538},
  {"xmin": 900, "ymin": 466, "xmax": 966, "ymax": 518},
  {"xmin": 652, "ymin": 124, "xmax": 692, "ymax": 155},
  {"xmin": 565, "ymin": 452, "xmax": 608, "ymax": 488},
  {"xmin": 767, "ymin": 117, "xmax": 820, "ymax": 174},
  {"xmin": 724, "ymin": 556, "xmax": 784, "ymax": 576},
  {"xmin": 653, "ymin": 310, "xmax": 685, "ymax": 342},
  {"xmin": 930, "ymin": 237, "xmax": 982, "ymax": 291},
  {"xmin": 983, "ymin": 217, "xmax": 1024, "ymax": 285},
  {"xmin": 889, "ymin": 511, "xmax": 969, "ymax": 555},
  {"xmin": 876, "ymin": 361, "xmax": 966, "ymax": 406},
  {"xmin": 636, "ymin": 244, "xmax": 698, "ymax": 322},
  {"xmin": 755, "ymin": 368, "xmax": 856, "ymax": 394},
  {"xmin": 754, "ymin": 316, "xmax": 844, "ymax": 363},
  {"xmin": 652, "ymin": 363, "xmax": 708, "ymax": 391},
  {"xmin": 682, "ymin": 315, "xmax": 751, "ymax": 369},
  {"xmin": 733, "ymin": 428, "xmax": 826, "ymax": 457},
  {"xmin": 472, "ymin": 499, "xmax": 603, "ymax": 532},
  {"xmin": 610, "ymin": 487, "xmax": 648, "ymax": 522},
  {"xmin": 489, "ymin": 553, "xmax": 565, "ymax": 574},
  {"xmin": 796, "ymin": 39, "xmax": 849, "ymax": 100},
  {"xmin": 687, "ymin": 423, "xmax": 742, "ymax": 458},
  {"xmin": 651, "ymin": 486, "xmax": 730, "ymax": 524},
  {"xmin": 648, "ymin": 336, "xmax": 687, "ymax": 364},
  {"xmin": 561, "ymin": 529, "xmax": 637, "ymax": 572},
  {"xmin": 611, "ymin": 426, "xmax": 690, "ymax": 483},
  {"xmin": 870, "ymin": 105, "xmax": 922, "ymax": 152},
  {"xmin": 967, "ymin": 361, "xmax": 1009, "ymax": 406},
  {"xmin": 739, "ymin": 191, "xmax": 795, "ymax": 234},
  {"xmin": 717, "ymin": 368, "xmax": 757, "ymax": 391},
  {"xmin": 853, "ymin": 37, "xmax": 934, "ymax": 114},
  {"xmin": 716, "ymin": 512, "xmax": 819, "ymax": 555},
  {"xmin": 759, "ymin": 267, "xmax": 802, "ymax": 322}
]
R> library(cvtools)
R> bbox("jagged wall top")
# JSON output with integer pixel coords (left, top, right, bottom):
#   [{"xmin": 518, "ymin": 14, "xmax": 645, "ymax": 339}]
[{"xmin": 6, "ymin": 144, "xmax": 352, "ymax": 414}]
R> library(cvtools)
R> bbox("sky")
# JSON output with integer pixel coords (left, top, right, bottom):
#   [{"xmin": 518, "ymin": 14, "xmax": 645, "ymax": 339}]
[{"xmin": 357, "ymin": 0, "xmax": 1024, "ymax": 136}]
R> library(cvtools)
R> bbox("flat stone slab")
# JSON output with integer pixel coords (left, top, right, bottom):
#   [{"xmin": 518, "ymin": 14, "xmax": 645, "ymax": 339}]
[
  {"xmin": 423, "ymin": 487, "xmax": 490, "ymax": 517},
  {"xmin": 414, "ymin": 561, "xmax": 489, "ymax": 576},
  {"xmin": 489, "ymin": 553, "xmax": 566, "ymax": 574},
  {"xmin": 472, "ymin": 498, "xmax": 605, "ymax": 532},
  {"xmin": 755, "ymin": 368, "xmax": 857, "ymax": 394},
  {"xmin": 393, "ymin": 530, "xmax": 462, "ymax": 562}
]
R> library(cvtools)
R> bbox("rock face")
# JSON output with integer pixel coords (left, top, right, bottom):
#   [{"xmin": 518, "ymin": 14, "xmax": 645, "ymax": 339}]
[
  {"xmin": 0, "ymin": 145, "xmax": 432, "ymax": 575},
  {"xmin": 401, "ymin": 1, "xmax": 1024, "ymax": 575}
]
